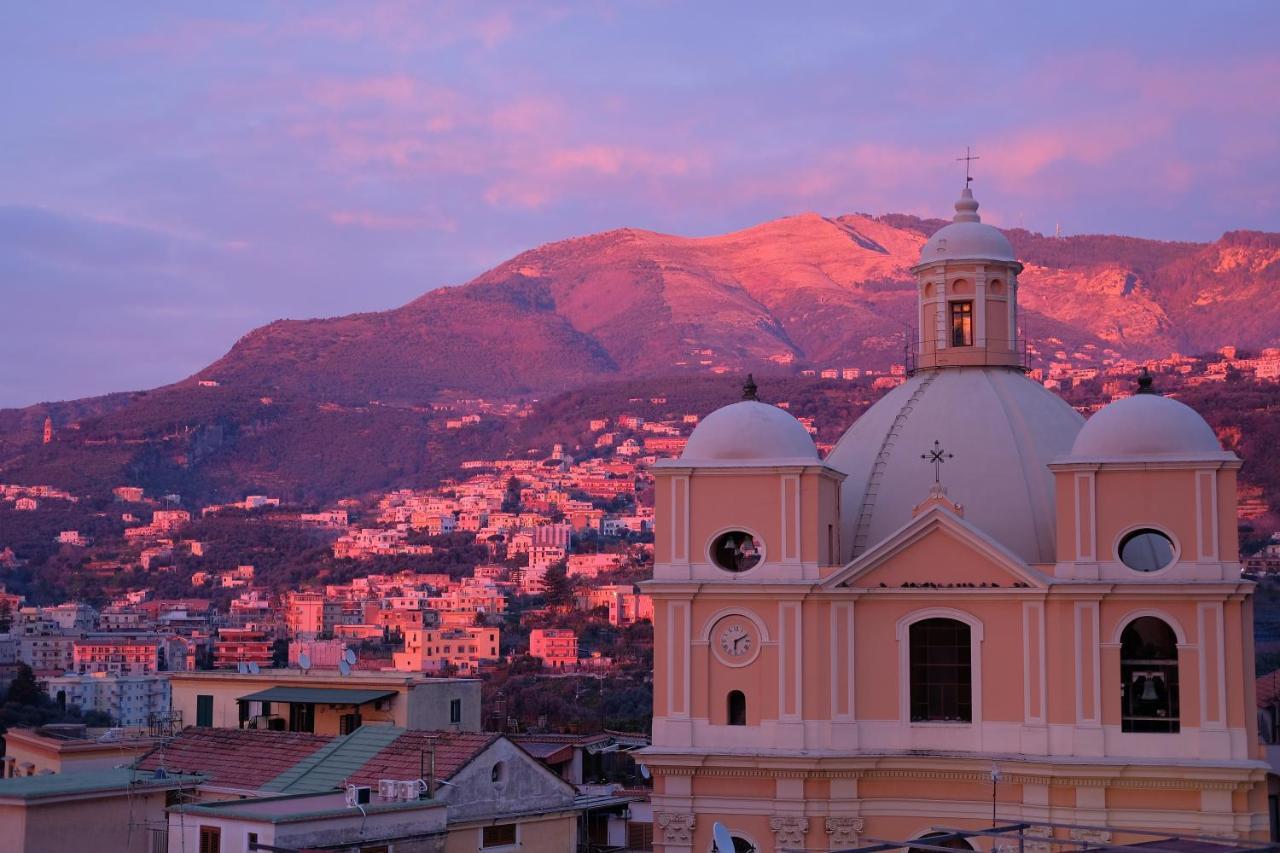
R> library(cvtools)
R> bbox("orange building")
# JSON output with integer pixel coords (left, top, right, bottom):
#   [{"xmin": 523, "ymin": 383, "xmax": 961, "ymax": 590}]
[
  {"xmin": 530, "ymin": 628, "xmax": 578, "ymax": 670},
  {"xmin": 640, "ymin": 187, "xmax": 1267, "ymax": 852}
]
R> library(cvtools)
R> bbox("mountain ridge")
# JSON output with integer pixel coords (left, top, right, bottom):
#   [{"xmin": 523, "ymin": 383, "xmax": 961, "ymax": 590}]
[{"xmin": 2, "ymin": 209, "xmax": 1278, "ymax": 502}]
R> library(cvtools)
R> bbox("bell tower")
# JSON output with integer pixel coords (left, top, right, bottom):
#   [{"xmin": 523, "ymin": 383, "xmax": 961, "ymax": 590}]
[{"xmin": 910, "ymin": 186, "xmax": 1024, "ymax": 370}]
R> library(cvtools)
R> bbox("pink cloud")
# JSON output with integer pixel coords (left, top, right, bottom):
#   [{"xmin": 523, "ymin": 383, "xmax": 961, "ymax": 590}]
[{"xmin": 328, "ymin": 209, "xmax": 456, "ymax": 232}]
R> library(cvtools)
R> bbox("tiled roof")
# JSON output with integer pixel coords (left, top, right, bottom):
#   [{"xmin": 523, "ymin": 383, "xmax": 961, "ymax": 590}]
[
  {"xmin": 134, "ymin": 727, "xmax": 333, "ymax": 790},
  {"xmin": 347, "ymin": 730, "xmax": 499, "ymax": 787}
]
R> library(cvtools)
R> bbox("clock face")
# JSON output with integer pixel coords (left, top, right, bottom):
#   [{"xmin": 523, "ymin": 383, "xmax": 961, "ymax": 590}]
[{"xmin": 714, "ymin": 616, "xmax": 759, "ymax": 666}]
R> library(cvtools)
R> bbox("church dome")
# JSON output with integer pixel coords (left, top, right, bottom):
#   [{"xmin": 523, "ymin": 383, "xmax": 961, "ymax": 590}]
[
  {"xmin": 918, "ymin": 187, "xmax": 1016, "ymax": 265},
  {"xmin": 1068, "ymin": 388, "xmax": 1230, "ymax": 461},
  {"xmin": 679, "ymin": 400, "xmax": 819, "ymax": 465},
  {"xmin": 826, "ymin": 368, "xmax": 1083, "ymax": 564}
]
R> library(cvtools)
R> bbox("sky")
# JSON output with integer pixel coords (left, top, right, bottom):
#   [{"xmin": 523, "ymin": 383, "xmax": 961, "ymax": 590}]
[{"xmin": 2, "ymin": 2, "xmax": 1278, "ymax": 407}]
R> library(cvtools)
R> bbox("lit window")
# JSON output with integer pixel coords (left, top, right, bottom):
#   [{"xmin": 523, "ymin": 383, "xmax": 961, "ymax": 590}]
[{"xmin": 950, "ymin": 302, "xmax": 974, "ymax": 347}]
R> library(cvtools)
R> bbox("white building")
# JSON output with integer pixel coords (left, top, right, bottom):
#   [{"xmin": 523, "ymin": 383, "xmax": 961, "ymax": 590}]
[{"xmin": 42, "ymin": 672, "xmax": 170, "ymax": 727}]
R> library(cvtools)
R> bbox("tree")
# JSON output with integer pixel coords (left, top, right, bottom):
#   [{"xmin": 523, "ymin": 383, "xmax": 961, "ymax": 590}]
[
  {"xmin": 501, "ymin": 476, "xmax": 523, "ymax": 513},
  {"xmin": 6, "ymin": 664, "xmax": 44, "ymax": 707},
  {"xmin": 543, "ymin": 561, "xmax": 574, "ymax": 609}
]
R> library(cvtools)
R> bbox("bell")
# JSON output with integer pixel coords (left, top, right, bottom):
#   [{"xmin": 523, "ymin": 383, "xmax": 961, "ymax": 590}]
[
  {"xmin": 1140, "ymin": 677, "xmax": 1159, "ymax": 703},
  {"xmin": 738, "ymin": 538, "xmax": 757, "ymax": 557}
]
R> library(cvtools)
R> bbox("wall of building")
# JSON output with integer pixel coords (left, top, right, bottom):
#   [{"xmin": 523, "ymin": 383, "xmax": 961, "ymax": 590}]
[
  {"xmin": 443, "ymin": 812, "xmax": 576, "ymax": 853},
  {"xmin": 7, "ymin": 791, "xmax": 168, "ymax": 853}
]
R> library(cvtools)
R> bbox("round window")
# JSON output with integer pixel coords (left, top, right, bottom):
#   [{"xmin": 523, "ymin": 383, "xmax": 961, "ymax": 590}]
[
  {"xmin": 1118, "ymin": 529, "xmax": 1176, "ymax": 572},
  {"xmin": 710, "ymin": 531, "xmax": 762, "ymax": 573}
]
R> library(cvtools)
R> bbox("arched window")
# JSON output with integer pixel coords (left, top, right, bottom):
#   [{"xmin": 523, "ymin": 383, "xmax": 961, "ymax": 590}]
[
  {"xmin": 727, "ymin": 690, "xmax": 746, "ymax": 726},
  {"xmin": 1120, "ymin": 616, "xmax": 1180, "ymax": 733},
  {"xmin": 909, "ymin": 618, "xmax": 972, "ymax": 722}
]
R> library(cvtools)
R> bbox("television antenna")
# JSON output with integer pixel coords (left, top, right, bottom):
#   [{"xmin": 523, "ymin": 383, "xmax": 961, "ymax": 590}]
[
  {"xmin": 248, "ymin": 662, "xmax": 259, "ymax": 675},
  {"xmin": 298, "ymin": 652, "xmax": 312, "ymax": 674}
]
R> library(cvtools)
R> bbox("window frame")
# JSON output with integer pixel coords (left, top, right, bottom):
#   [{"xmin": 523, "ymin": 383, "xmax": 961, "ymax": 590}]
[
  {"xmin": 1118, "ymin": 615, "xmax": 1181, "ymax": 734},
  {"xmin": 482, "ymin": 823, "xmax": 519, "ymax": 849},
  {"xmin": 949, "ymin": 300, "xmax": 974, "ymax": 347},
  {"xmin": 726, "ymin": 690, "xmax": 747, "ymax": 726},
  {"xmin": 908, "ymin": 618, "xmax": 973, "ymax": 722},
  {"xmin": 896, "ymin": 608, "xmax": 983, "ymax": 726}
]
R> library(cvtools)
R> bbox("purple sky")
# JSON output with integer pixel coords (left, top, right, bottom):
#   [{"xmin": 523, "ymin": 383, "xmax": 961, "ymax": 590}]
[{"xmin": 3, "ymin": 2, "xmax": 1278, "ymax": 407}]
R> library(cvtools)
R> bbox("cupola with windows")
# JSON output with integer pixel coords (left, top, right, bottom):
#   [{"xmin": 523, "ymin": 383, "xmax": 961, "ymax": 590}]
[{"xmin": 910, "ymin": 184, "xmax": 1023, "ymax": 370}]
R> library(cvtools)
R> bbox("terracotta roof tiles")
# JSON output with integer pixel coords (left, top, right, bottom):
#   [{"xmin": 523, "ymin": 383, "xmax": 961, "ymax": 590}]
[
  {"xmin": 134, "ymin": 727, "xmax": 333, "ymax": 790},
  {"xmin": 347, "ymin": 730, "xmax": 498, "ymax": 787}
]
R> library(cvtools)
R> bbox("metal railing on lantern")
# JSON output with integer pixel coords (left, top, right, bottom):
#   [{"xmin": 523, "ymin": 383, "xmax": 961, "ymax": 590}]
[{"xmin": 903, "ymin": 333, "xmax": 1032, "ymax": 375}]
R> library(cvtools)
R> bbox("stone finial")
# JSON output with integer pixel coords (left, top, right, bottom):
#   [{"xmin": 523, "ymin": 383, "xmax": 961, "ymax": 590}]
[{"xmin": 742, "ymin": 373, "xmax": 759, "ymax": 401}]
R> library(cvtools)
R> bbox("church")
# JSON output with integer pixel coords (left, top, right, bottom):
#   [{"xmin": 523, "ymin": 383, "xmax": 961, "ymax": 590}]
[{"xmin": 639, "ymin": 186, "xmax": 1268, "ymax": 851}]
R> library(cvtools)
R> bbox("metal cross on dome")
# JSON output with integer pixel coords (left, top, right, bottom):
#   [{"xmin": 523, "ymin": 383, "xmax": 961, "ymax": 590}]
[
  {"xmin": 957, "ymin": 146, "xmax": 979, "ymax": 185},
  {"xmin": 922, "ymin": 440, "xmax": 954, "ymax": 484}
]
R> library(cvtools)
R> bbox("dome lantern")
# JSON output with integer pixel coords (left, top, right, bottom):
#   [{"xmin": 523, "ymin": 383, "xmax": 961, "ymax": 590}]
[{"xmin": 911, "ymin": 183, "xmax": 1024, "ymax": 371}]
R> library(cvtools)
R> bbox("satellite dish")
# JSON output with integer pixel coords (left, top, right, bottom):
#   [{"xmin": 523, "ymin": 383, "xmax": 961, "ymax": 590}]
[
  {"xmin": 298, "ymin": 652, "xmax": 312, "ymax": 672},
  {"xmin": 339, "ymin": 659, "xmax": 351, "ymax": 676},
  {"xmin": 237, "ymin": 662, "xmax": 248, "ymax": 674},
  {"xmin": 712, "ymin": 823, "xmax": 736, "ymax": 853},
  {"xmin": 639, "ymin": 764, "xmax": 651, "ymax": 780},
  {"xmin": 248, "ymin": 662, "xmax": 260, "ymax": 675},
  {"xmin": 343, "ymin": 648, "xmax": 357, "ymax": 666}
]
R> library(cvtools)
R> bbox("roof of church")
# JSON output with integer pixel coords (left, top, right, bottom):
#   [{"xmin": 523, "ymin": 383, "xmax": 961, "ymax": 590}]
[
  {"xmin": 671, "ymin": 399, "xmax": 823, "ymax": 467},
  {"xmin": 827, "ymin": 366, "xmax": 1083, "ymax": 565},
  {"xmin": 1067, "ymin": 389, "xmax": 1235, "ymax": 462},
  {"xmin": 917, "ymin": 186, "xmax": 1017, "ymax": 265}
]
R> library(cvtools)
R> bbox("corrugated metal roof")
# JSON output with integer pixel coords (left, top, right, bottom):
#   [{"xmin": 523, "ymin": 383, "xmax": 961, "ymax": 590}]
[
  {"xmin": 0, "ymin": 768, "xmax": 203, "ymax": 801},
  {"xmin": 263, "ymin": 725, "xmax": 405, "ymax": 794}
]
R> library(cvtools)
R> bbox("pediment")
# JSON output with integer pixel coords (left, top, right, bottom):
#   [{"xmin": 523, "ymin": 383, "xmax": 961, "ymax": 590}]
[{"xmin": 823, "ymin": 506, "xmax": 1047, "ymax": 590}]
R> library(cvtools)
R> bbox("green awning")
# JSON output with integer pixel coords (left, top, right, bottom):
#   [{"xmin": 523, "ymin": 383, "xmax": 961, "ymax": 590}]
[{"xmin": 237, "ymin": 687, "xmax": 397, "ymax": 705}]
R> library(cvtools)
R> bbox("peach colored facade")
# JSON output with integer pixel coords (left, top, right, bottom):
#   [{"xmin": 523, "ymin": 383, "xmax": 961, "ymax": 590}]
[
  {"xmin": 640, "ymin": 188, "xmax": 1268, "ymax": 853},
  {"xmin": 531, "ymin": 628, "xmax": 579, "ymax": 669}
]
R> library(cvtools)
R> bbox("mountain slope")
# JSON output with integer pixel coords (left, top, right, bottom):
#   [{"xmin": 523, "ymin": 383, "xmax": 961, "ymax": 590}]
[{"xmin": 3, "ymin": 210, "xmax": 1279, "ymax": 502}]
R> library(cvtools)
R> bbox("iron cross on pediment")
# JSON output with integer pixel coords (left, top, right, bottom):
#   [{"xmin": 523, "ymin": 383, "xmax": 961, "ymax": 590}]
[{"xmin": 922, "ymin": 440, "xmax": 953, "ymax": 484}]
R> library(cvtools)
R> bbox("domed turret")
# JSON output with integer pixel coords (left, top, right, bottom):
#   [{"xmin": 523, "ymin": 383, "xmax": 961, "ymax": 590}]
[
  {"xmin": 911, "ymin": 186, "xmax": 1022, "ymax": 370},
  {"xmin": 1068, "ymin": 372, "xmax": 1234, "ymax": 462},
  {"xmin": 680, "ymin": 393, "xmax": 818, "ymax": 465},
  {"xmin": 919, "ymin": 187, "xmax": 1017, "ymax": 264}
]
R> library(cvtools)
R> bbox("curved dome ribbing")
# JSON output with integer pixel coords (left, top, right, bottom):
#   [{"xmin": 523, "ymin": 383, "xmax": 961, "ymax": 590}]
[{"xmin": 826, "ymin": 367, "xmax": 1083, "ymax": 564}]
